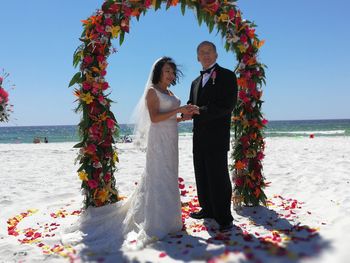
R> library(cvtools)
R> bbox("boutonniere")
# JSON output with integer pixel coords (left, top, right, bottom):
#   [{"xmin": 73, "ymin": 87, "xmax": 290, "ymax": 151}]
[{"xmin": 211, "ymin": 70, "xmax": 217, "ymax": 85}]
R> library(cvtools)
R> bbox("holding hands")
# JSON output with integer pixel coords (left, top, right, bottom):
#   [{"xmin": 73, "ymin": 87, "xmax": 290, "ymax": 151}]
[
  {"xmin": 177, "ymin": 104, "xmax": 199, "ymax": 122},
  {"xmin": 178, "ymin": 104, "xmax": 199, "ymax": 115}
]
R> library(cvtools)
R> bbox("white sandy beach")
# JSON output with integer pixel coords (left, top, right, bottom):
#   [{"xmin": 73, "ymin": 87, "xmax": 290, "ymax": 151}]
[{"xmin": 1, "ymin": 135, "xmax": 350, "ymax": 263}]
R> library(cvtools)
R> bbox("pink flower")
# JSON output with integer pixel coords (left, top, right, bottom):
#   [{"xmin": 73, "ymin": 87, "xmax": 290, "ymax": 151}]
[
  {"xmin": 228, "ymin": 9, "xmax": 236, "ymax": 20},
  {"xmin": 89, "ymin": 124, "xmax": 102, "ymax": 141},
  {"xmin": 102, "ymin": 82, "xmax": 109, "ymax": 90},
  {"xmin": 104, "ymin": 18, "xmax": 113, "ymax": 26},
  {"xmin": 87, "ymin": 180, "xmax": 98, "ymax": 189},
  {"xmin": 211, "ymin": 70, "xmax": 217, "ymax": 85},
  {"xmin": 261, "ymin": 119, "xmax": 268, "ymax": 125},
  {"xmin": 83, "ymin": 56, "xmax": 93, "ymax": 65},
  {"xmin": 144, "ymin": 0, "xmax": 152, "ymax": 8},
  {"xmin": 0, "ymin": 88, "xmax": 9, "ymax": 102},
  {"xmin": 106, "ymin": 118, "xmax": 115, "ymax": 129},
  {"xmin": 82, "ymin": 82, "xmax": 91, "ymax": 91},
  {"xmin": 104, "ymin": 173, "xmax": 111, "ymax": 183},
  {"xmin": 100, "ymin": 70, "xmax": 107, "ymax": 76}
]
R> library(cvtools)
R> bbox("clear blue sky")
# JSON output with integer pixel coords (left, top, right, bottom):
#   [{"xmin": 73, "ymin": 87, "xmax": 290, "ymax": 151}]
[{"xmin": 1, "ymin": 0, "xmax": 349, "ymax": 126}]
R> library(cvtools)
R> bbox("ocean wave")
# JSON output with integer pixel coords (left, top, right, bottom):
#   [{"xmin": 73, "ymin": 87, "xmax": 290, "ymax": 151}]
[{"xmin": 265, "ymin": 130, "xmax": 345, "ymax": 135}]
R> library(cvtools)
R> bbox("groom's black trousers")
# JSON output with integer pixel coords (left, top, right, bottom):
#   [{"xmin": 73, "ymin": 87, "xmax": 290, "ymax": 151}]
[{"xmin": 193, "ymin": 149, "xmax": 233, "ymax": 225}]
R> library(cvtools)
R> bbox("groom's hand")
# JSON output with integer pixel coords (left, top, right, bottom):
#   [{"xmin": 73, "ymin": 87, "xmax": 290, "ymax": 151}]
[{"xmin": 190, "ymin": 105, "xmax": 200, "ymax": 115}]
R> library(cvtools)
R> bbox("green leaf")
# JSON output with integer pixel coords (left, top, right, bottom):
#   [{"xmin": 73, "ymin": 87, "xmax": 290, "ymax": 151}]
[
  {"xmin": 69, "ymin": 72, "xmax": 82, "ymax": 88},
  {"xmin": 119, "ymin": 31, "xmax": 125, "ymax": 46},
  {"xmin": 197, "ymin": 9, "xmax": 203, "ymax": 26},
  {"xmin": 181, "ymin": 0, "xmax": 186, "ymax": 15},
  {"xmin": 73, "ymin": 141, "xmax": 84, "ymax": 148},
  {"xmin": 73, "ymin": 50, "xmax": 82, "ymax": 68},
  {"xmin": 208, "ymin": 20, "xmax": 215, "ymax": 33},
  {"xmin": 155, "ymin": 0, "xmax": 162, "ymax": 10}
]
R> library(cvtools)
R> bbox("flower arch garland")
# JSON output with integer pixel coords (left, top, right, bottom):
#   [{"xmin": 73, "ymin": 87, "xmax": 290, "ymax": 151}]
[
  {"xmin": 70, "ymin": 0, "xmax": 268, "ymax": 208},
  {"xmin": 0, "ymin": 70, "xmax": 12, "ymax": 123}
]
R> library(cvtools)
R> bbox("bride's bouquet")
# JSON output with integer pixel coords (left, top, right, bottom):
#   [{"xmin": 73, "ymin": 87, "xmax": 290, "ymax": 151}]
[{"xmin": 0, "ymin": 70, "xmax": 13, "ymax": 122}]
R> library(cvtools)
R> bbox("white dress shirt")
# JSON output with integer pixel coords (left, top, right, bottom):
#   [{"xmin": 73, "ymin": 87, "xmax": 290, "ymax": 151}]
[{"xmin": 201, "ymin": 63, "xmax": 216, "ymax": 87}]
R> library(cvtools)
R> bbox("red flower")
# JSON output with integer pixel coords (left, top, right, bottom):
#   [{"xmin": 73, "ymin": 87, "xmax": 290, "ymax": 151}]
[
  {"xmin": 93, "ymin": 168, "xmax": 102, "ymax": 180},
  {"xmin": 123, "ymin": 6, "xmax": 133, "ymax": 17},
  {"xmin": 85, "ymin": 144, "xmax": 97, "ymax": 155},
  {"xmin": 257, "ymin": 152, "xmax": 265, "ymax": 161},
  {"xmin": 83, "ymin": 56, "xmax": 93, "ymax": 65},
  {"xmin": 0, "ymin": 88, "xmax": 9, "ymax": 102},
  {"xmin": 235, "ymin": 177, "xmax": 244, "ymax": 187},
  {"xmin": 97, "ymin": 55, "xmax": 105, "ymax": 63},
  {"xmin": 103, "ymin": 3, "xmax": 120, "ymax": 14},
  {"xmin": 240, "ymin": 34, "xmax": 248, "ymax": 43},
  {"xmin": 88, "ymin": 101, "xmax": 102, "ymax": 115},
  {"xmin": 87, "ymin": 180, "xmax": 98, "ymax": 189},
  {"xmin": 104, "ymin": 18, "xmax": 113, "ymax": 26},
  {"xmin": 89, "ymin": 124, "xmax": 102, "ymax": 141},
  {"xmin": 144, "ymin": 0, "xmax": 152, "ymax": 8},
  {"xmin": 98, "ymin": 95, "xmax": 105, "ymax": 104},
  {"xmin": 101, "ymin": 137, "xmax": 112, "ymax": 147},
  {"xmin": 104, "ymin": 172, "xmax": 111, "ymax": 183},
  {"xmin": 82, "ymin": 82, "xmax": 92, "ymax": 91},
  {"xmin": 106, "ymin": 118, "xmax": 115, "ymax": 129},
  {"xmin": 228, "ymin": 9, "xmax": 236, "ymax": 19},
  {"xmin": 246, "ymin": 27, "xmax": 255, "ymax": 39},
  {"xmin": 102, "ymin": 81, "xmax": 109, "ymax": 90},
  {"xmin": 95, "ymin": 24, "xmax": 106, "ymax": 34}
]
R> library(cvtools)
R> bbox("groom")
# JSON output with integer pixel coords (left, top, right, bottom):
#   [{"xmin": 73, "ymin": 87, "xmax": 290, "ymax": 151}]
[{"xmin": 185, "ymin": 41, "xmax": 238, "ymax": 231}]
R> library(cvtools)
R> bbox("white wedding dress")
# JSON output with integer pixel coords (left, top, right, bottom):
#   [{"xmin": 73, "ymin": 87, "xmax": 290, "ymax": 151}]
[{"xmin": 61, "ymin": 88, "xmax": 183, "ymax": 252}]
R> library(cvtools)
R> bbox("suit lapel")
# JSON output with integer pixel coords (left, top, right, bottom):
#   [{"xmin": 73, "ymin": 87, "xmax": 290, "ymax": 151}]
[{"xmin": 193, "ymin": 77, "xmax": 202, "ymax": 105}]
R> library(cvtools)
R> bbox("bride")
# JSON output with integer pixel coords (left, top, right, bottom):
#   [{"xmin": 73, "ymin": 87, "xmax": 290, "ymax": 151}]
[{"xmin": 62, "ymin": 57, "xmax": 198, "ymax": 252}]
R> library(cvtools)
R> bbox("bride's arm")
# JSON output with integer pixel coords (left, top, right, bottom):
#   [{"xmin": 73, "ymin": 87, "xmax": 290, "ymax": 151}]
[{"xmin": 146, "ymin": 89, "xmax": 192, "ymax": 123}]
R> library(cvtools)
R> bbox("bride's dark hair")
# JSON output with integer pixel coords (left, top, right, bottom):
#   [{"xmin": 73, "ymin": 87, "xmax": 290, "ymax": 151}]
[{"xmin": 151, "ymin": 57, "xmax": 183, "ymax": 86}]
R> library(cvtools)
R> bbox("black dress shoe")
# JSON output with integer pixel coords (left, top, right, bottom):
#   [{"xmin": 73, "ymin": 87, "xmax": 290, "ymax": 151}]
[
  {"xmin": 219, "ymin": 222, "xmax": 233, "ymax": 232},
  {"xmin": 189, "ymin": 210, "xmax": 213, "ymax": 219}
]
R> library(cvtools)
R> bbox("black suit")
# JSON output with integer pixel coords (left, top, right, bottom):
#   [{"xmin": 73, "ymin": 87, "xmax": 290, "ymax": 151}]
[{"xmin": 188, "ymin": 63, "xmax": 238, "ymax": 225}]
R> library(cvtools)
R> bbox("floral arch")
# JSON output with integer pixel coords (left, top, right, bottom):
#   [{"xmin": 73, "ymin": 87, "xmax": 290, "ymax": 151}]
[{"xmin": 69, "ymin": 0, "xmax": 268, "ymax": 208}]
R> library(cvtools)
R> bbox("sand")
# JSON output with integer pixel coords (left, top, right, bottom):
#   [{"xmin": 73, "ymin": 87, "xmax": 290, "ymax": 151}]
[{"xmin": 1, "ymin": 135, "xmax": 350, "ymax": 262}]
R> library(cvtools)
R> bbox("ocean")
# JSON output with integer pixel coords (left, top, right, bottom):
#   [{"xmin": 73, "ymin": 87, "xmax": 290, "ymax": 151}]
[{"xmin": 0, "ymin": 119, "xmax": 349, "ymax": 144}]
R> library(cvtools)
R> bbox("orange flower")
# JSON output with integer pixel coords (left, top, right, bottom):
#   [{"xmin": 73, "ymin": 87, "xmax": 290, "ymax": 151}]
[
  {"xmin": 94, "ymin": 188, "xmax": 109, "ymax": 203},
  {"xmin": 81, "ymin": 19, "xmax": 91, "ymax": 25},
  {"xmin": 131, "ymin": 9, "xmax": 141, "ymax": 17},
  {"xmin": 254, "ymin": 39, "xmax": 265, "ymax": 49},
  {"xmin": 74, "ymin": 89, "xmax": 81, "ymax": 98},
  {"xmin": 235, "ymin": 160, "xmax": 245, "ymax": 170},
  {"xmin": 247, "ymin": 57, "xmax": 257, "ymax": 66},
  {"xmin": 170, "ymin": 0, "xmax": 179, "ymax": 6},
  {"xmin": 237, "ymin": 77, "xmax": 248, "ymax": 88}
]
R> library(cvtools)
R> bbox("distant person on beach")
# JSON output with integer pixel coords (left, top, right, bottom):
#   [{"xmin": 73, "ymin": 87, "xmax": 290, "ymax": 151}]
[
  {"xmin": 44, "ymin": 137, "xmax": 48, "ymax": 143},
  {"xmin": 184, "ymin": 41, "xmax": 238, "ymax": 232},
  {"xmin": 33, "ymin": 137, "xmax": 40, "ymax": 144}
]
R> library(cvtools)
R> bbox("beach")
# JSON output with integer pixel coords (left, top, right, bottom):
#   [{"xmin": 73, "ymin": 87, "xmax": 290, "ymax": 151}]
[{"xmin": 1, "ymin": 135, "xmax": 350, "ymax": 262}]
